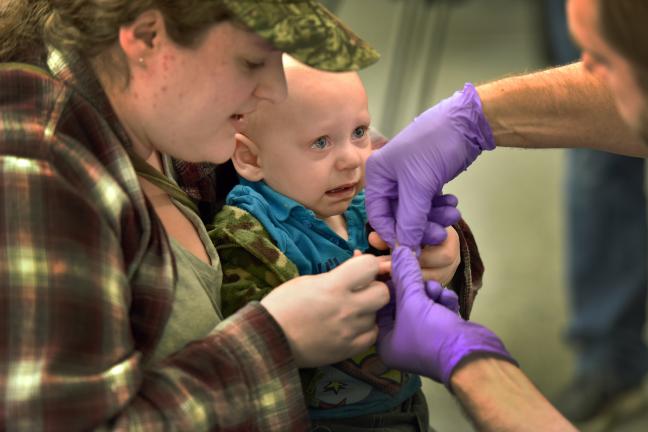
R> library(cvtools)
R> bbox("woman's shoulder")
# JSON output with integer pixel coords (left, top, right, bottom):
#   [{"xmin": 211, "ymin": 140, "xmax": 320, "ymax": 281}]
[
  {"xmin": 0, "ymin": 63, "xmax": 81, "ymax": 167},
  {"xmin": 0, "ymin": 62, "xmax": 128, "ymax": 169},
  {"xmin": 0, "ymin": 63, "xmax": 102, "ymax": 153},
  {"xmin": 0, "ymin": 63, "xmax": 68, "ymax": 132},
  {"xmin": 0, "ymin": 62, "xmax": 144, "ymax": 223}
]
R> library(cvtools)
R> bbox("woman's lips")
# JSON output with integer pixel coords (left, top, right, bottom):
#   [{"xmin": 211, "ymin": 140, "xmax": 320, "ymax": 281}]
[{"xmin": 229, "ymin": 114, "xmax": 245, "ymax": 131}]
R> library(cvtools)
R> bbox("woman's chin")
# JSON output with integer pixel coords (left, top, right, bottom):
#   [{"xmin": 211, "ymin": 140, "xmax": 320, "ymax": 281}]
[{"xmin": 207, "ymin": 135, "xmax": 236, "ymax": 164}]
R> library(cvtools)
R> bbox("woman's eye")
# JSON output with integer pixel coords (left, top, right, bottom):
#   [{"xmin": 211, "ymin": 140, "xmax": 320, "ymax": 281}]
[
  {"xmin": 245, "ymin": 60, "xmax": 265, "ymax": 70},
  {"xmin": 311, "ymin": 136, "xmax": 330, "ymax": 150},
  {"xmin": 352, "ymin": 126, "xmax": 367, "ymax": 139}
]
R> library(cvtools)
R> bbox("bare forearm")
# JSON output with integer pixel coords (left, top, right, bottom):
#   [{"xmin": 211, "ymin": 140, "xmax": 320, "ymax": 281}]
[
  {"xmin": 451, "ymin": 357, "xmax": 577, "ymax": 432},
  {"xmin": 478, "ymin": 62, "xmax": 648, "ymax": 157}
]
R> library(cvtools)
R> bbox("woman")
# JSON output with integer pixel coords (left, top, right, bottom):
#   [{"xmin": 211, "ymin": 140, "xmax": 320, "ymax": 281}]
[{"xmin": 0, "ymin": 1, "xmax": 466, "ymax": 430}]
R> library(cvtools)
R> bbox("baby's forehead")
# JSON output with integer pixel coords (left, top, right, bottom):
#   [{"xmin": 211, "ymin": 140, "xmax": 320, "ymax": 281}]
[
  {"xmin": 283, "ymin": 54, "xmax": 362, "ymax": 90},
  {"xmin": 245, "ymin": 59, "xmax": 366, "ymax": 138},
  {"xmin": 263, "ymin": 66, "xmax": 360, "ymax": 110},
  {"xmin": 285, "ymin": 61, "xmax": 360, "ymax": 85}
]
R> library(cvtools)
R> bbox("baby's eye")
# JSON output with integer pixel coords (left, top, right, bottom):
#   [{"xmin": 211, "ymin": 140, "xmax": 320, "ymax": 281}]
[
  {"xmin": 311, "ymin": 136, "xmax": 330, "ymax": 150},
  {"xmin": 352, "ymin": 126, "xmax": 367, "ymax": 140}
]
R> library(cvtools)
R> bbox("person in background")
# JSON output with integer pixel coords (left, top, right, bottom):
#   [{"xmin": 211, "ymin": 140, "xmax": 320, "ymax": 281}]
[
  {"xmin": 544, "ymin": 0, "xmax": 648, "ymax": 423},
  {"xmin": 365, "ymin": 0, "xmax": 648, "ymax": 430}
]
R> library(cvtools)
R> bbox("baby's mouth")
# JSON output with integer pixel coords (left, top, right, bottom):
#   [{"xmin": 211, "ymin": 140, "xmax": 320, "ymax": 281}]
[{"xmin": 326, "ymin": 183, "xmax": 357, "ymax": 195}]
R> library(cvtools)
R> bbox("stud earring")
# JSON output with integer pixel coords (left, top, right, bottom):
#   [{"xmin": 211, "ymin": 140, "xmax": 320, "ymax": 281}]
[{"xmin": 138, "ymin": 57, "xmax": 145, "ymax": 66}]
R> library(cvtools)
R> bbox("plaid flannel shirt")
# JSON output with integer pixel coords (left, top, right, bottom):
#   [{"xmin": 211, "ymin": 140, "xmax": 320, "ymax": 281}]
[{"xmin": 0, "ymin": 53, "xmax": 308, "ymax": 431}]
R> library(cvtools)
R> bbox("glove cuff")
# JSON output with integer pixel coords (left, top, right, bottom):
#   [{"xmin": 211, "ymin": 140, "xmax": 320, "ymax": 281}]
[
  {"xmin": 440, "ymin": 321, "xmax": 517, "ymax": 386},
  {"xmin": 459, "ymin": 83, "xmax": 496, "ymax": 152}
]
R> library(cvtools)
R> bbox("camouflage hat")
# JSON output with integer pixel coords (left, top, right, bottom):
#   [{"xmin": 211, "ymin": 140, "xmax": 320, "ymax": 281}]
[{"xmin": 221, "ymin": 0, "xmax": 380, "ymax": 71}]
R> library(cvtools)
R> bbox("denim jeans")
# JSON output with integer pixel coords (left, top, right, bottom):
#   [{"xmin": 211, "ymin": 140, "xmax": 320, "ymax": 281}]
[{"xmin": 565, "ymin": 149, "xmax": 648, "ymax": 387}]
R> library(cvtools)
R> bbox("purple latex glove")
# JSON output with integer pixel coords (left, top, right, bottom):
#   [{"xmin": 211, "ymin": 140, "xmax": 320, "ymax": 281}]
[
  {"xmin": 376, "ymin": 273, "xmax": 459, "ymax": 335},
  {"xmin": 422, "ymin": 193, "xmax": 461, "ymax": 245},
  {"xmin": 377, "ymin": 247, "xmax": 515, "ymax": 385},
  {"xmin": 379, "ymin": 193, "xmax": 461, "ymax": 247},
  {"xmin": 365, "ymin": 83, "xmax": 494, "ymax": 250}
]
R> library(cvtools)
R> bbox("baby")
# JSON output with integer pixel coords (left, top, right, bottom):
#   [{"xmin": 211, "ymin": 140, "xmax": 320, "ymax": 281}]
[{"xmin": 212, "ymin": 56, "xmax": 425, "ymax": 426}]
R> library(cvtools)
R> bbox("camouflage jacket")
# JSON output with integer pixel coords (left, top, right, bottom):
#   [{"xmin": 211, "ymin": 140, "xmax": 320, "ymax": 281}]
[{"xmin": 211, "ymin": 206, "xmax": 483, "ymax": 321}]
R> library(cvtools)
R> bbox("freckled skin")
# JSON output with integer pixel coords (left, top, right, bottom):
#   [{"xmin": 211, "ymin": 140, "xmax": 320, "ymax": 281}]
[
  {"xmin": 162, "ymin": 54, "xmax": 174, "ymax": 73},
  {"xmin": 105, "ymin": 21, "xmax": 286, "ymax": 164}
]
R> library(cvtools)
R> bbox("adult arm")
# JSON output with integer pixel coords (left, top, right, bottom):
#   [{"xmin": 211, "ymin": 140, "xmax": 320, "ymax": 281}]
[
  {"xmin": 479, "ymin": 62, "xmax": 648, "ymax": 156},
  {"xmin": 451, "ymin": 357, "xmax": 577, "ymax": 432},
  {"xmin": 365, "ymin": 63, "xmax": 648, "ymax": 248},
  {"xmin": 378, "ymin": 248, "xmax": 574, "ymax": 431}
]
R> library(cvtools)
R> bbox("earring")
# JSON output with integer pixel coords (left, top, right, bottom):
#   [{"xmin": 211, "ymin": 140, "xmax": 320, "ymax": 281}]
[{"xmin": 138, "ymin": 57, "xmax": 145, "ymax": 66}]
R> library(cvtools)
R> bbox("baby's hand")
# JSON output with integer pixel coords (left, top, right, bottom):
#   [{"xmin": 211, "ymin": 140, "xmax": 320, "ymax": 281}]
[{"xmin": 367, "ymin": 227, "xmax": 460, "ymax": 286}]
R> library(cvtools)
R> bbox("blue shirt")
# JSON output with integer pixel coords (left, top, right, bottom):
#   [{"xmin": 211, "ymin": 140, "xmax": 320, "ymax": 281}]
[{"xmin": 226, "ymin": 179, "xmax": 369, "ymax": 275}]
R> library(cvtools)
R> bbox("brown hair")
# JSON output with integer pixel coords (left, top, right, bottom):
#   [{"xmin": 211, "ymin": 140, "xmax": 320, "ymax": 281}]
[
  {"xmin": 0, "ymin": 0, "xmax": 229, "ymax": 71},
  {"xmin": 598, "ymin": 0, "xmax": 648, "ymax": 90}
]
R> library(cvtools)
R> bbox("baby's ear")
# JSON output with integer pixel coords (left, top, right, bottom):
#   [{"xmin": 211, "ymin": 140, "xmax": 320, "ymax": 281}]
[{"xmin": 232, "ymin": 133, "xmax": 264, "ymax": 181}]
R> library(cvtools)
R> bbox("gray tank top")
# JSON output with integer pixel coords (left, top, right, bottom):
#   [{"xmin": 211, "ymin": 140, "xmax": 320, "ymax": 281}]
[{"xmin": 148, "ymin": 159, "xmax": 223, "ymax": 364}]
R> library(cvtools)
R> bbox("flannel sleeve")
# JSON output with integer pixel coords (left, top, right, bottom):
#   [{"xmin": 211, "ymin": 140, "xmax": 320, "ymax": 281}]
[{"xmin": 0, "ymin": 145, "xmax": 308, "ymax": 430}]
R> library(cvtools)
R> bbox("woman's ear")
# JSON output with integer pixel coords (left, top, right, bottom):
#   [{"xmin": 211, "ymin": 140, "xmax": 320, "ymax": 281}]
[
  {"xmin": 118, "ymin": 9, "xmax": 166, "ymax": 66},
  {"xmin": 232, "ymin": 133, "xmax": 264, "ymax": 182}
]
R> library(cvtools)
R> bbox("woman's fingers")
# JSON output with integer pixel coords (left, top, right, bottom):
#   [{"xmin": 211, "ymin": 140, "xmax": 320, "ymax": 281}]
[
  {"xmin": 330, "ymin": 253, "xmax": 379, "ymax": 291},
  {"xmin": 352, "ymin": 280, "xmax": 390, "ymax": 312}
]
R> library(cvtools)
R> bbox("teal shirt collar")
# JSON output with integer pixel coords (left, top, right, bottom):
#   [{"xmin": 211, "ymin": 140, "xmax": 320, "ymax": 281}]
[{"xmin": 226, "ymin": 179, "xmax": 368, "ymax": 275}]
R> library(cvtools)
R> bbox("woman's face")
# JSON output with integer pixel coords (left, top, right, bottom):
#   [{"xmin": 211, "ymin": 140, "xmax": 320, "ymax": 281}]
[{"xmin": 124, "ymin": 19, "xmax": 287, "ymax": 164}]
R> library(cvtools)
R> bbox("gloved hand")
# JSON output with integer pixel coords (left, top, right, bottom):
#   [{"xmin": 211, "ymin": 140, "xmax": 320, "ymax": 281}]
[
  {"xmin": 423, "ymin": 193, "xmax": 461, "ymax": 245},
  {"xmin": 372, "ymin": 193, "xmax": 460, "ymax": 247},
  {"xmin": 365, "ymin": 83, "xmax": 494, "ymax": 251},
  {"xmin": 377, "ymin": 247, "xmax": 515, "ymax": 385},
  {"xmin": 376, "ymin": 271, "xmax": 459, "ymax": 336}
]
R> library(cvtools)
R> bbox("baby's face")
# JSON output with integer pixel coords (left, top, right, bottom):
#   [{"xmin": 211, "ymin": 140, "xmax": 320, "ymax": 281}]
[{"xmin": 254, "ymin": 68, "xmax": 372, "ymax": 219}]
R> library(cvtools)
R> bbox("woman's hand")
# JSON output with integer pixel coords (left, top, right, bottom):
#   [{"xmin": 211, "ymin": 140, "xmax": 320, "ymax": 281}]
[
  {"xmin": 261, "ymin": 254, "xmax": 389, "ymax": 368},
  {"xmin": 369, "ymin": 227, "xmax": 461, "ymax": 286}
]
